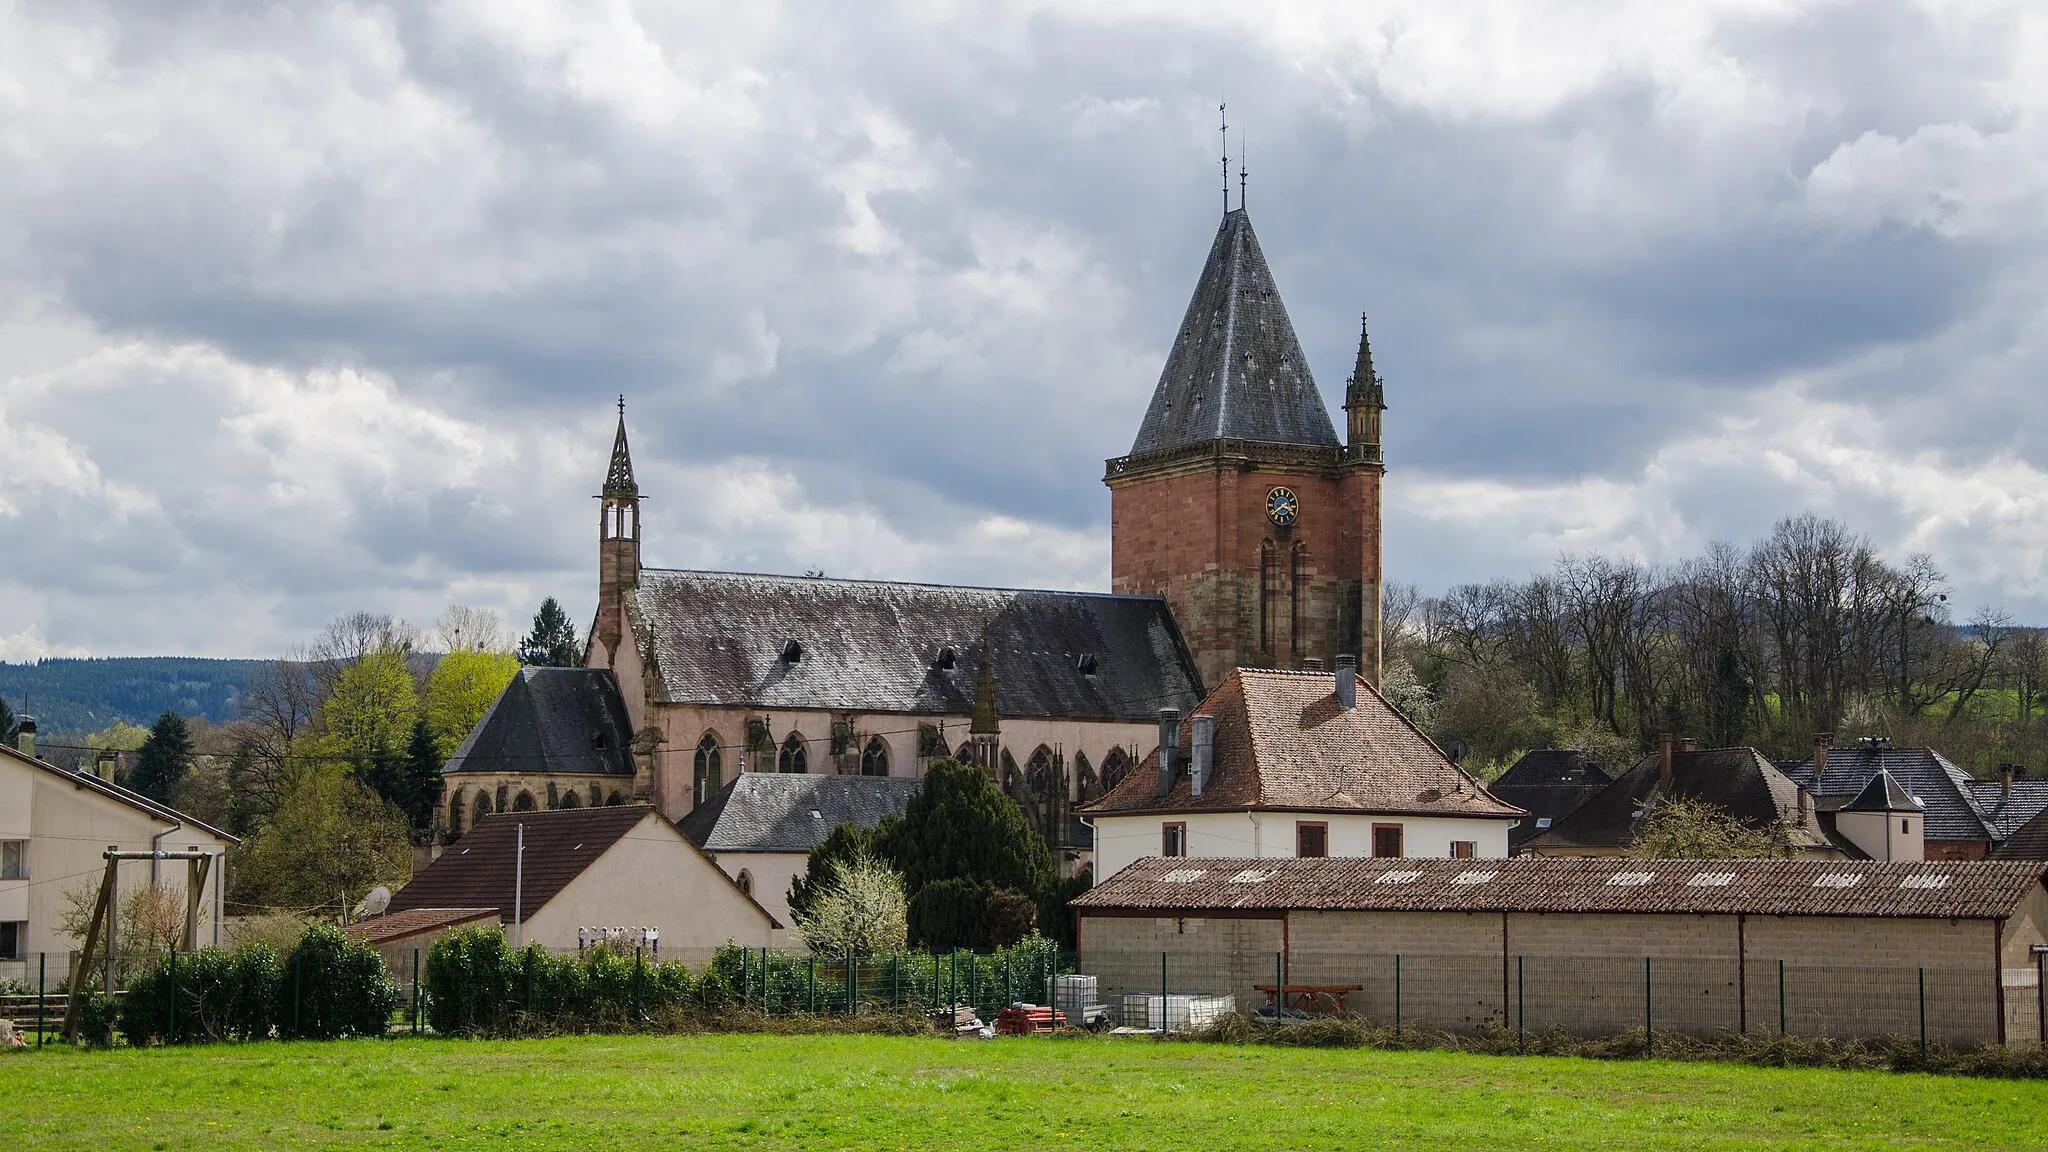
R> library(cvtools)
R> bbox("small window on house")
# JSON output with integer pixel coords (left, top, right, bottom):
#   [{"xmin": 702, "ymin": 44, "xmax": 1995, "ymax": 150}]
[
  {"xmin": 1902, "ymin": 819, "xmax": 1911, "ymax": 834},
  {"xmin": 1450, "ymin": 841, "xmax": 1477, "ymax": 860},
  {"xmin": 1, "ymin": 840, "xmax": 26, "ymax": 880},
  {"xmin": 0, "ymin": 921, "xmax": 21, "ymax": 961},
  {"xmin": 861, "ymin": 736, "xmax": 889, "ymax": 777},
  {"xmin": 1162, "ymin": 822, "xmax": 1188, "ymax": 858},
  {"xmin": 1372, "ymin": 824, "xmax": 1404, "ymax": 859},
  {"xmin": 1295, "ymin": 822, "xmax": 1328, "ymax": 858},
  {"xmin": 779, "ymin": 733, "xmax": 808, "ymax": 774}
]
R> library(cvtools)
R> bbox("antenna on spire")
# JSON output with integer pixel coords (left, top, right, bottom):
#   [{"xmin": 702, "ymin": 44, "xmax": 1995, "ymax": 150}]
[
  {"xmin": 1239, "ymin": 128, "xmax": 1248, "ymax": 212},
  {"xmin": 1219, "ymin": 101, "xmax": 1230, "ymax": 214},
  {"xmin": 617, "ymin": 393, "xmax": 626, "ymax": 419}
]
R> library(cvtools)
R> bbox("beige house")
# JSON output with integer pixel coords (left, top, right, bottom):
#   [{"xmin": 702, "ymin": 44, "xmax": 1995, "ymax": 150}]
[
  {"xmin": 1083, "ymin": 663, "xmax": 1520, "ymax": 879},
  {"xmin": 0, "ymin": 729, "xmax": 235, "ymax": 982},
  {"xmin": 389, "ymin": 804, "xmax": 779, "ymax": 955}
]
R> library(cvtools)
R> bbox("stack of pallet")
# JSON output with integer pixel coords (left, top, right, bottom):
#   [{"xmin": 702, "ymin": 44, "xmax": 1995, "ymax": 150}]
[{"xmin": 994, "ymin": 1003, "xmax": 1067, "ymax": 1035}]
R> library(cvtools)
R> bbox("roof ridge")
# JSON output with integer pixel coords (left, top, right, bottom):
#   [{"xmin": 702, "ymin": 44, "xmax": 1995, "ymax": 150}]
[{"xmin": 638, "ymin": 567, "xmax": 1174, "ymax": 602}]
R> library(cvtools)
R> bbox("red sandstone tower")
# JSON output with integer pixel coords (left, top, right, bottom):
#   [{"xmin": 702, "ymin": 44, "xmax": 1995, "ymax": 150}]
[{"xmin": 1106, "ymin": 208, "xmax": 1386, "ymax": 690}]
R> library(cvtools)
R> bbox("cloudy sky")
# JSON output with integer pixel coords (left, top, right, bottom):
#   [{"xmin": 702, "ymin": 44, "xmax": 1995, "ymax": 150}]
[{"xmin": 3, "ymin": 0, "xmax": 2045, "ymax": 659}]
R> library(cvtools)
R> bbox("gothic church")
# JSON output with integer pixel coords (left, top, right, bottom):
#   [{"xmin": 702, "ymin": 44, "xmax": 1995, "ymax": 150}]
[{"xmin": 449, "ymin": 201, "xmax": 1389, "ymax": 874}]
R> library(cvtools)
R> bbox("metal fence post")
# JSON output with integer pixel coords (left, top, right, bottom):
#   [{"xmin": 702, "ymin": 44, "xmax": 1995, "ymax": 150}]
[
  {"xmin": 1644, "ymin": 956, "xmax": 1653, "ymax": 1056},
  {"xmin": 808, "ymin": 957, "xmax": 817, "ymax": 1014},
  {"xmin": 1517, "ymin": 955, "xmax": 1525, "ymax": 1052},
  {"xmin": 1918, "ymin": 966, "xmax": 1927, "ymax": 1057},
  {"xmin": 893, "ymin": 955, "xmax": 901, "ymax": 1009},
  {"xmin": 760, "ymin": 947, "xmax": 768, "ymax": 1013},
  {"xmin": 1159, "ymin": 951, "xmax": 1168, "ymax": 1037},
  {"xmin": 524, "ymin": 949, "xmax": 534, "ymax": 1014},
  {"xmin": 168, "ymin": 949, "xmax": 178, "ymax": 1045},
  {"xmin": 37, "ymin": 953, "xmax": 46, "ymax": 1048},
  {"xmin": 1274, "ymin": 952, "xmax": 1283, "ymax": 1022},
  {"xmin": 969, "ymin": 952, "xmax": 978, "ymax": 1019},
  {"xmin": 1394, "ymin": 954, "xmax": 1402, "ymax": 1036},
  {"xmin": 2037, "ymin": 950, "xmax": 2045, "ymax": 1046},
  {"xmin": 412, "ymin": 949, "xmax": 421, "ymax": 1035},
  {"xmin": 848, "ymin": 947, "xmax": 858, "ymax": 1016},
  {"xmin": 634, "ymin": 946, "xmax": 644, "ymax": 1022}
]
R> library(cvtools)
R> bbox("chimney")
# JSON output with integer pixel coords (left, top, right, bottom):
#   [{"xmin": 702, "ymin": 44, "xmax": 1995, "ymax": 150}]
[
  {"xmin": 1678, "ymin": 737, "xmax": 1698, "ymax": 753},
  {"xmin": 1658, "ymin": 732, "xmax": 1674, "ymax": 791},
  {"xmin": 1300, "ymin": 657, "xmax": 1324, "ymax": 673},
  {"xmin": 1811, "ymin": 732, "xmax": 1833, "ymax": 786},
  {"xmin": 2002, "ymin": 763, "xmax": 2018, "ymax": 799},
  {"xmin": 96, "ymin": 748, "xmax": 117, "ymax": 781},
  {"xmin": 14, "ymin": 716, "xmax": 35, "ymax": 760},
  {"xmin": 1335, "ymin": 655, "xmax": 1357, "ymax": 710},
  {"xmin": 1157, "ymin": 708, "xmax": 1181, "ymax": 797},
  {"xmin": 1191, "ymin": 715, "xmax": 1215, "ymax": 797}
]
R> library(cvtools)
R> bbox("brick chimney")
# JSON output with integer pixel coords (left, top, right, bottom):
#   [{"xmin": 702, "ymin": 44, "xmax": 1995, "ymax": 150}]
[
  {"xmin": 95, "ymin": 747, "xmax": 117, "ymax": 781},
  {"xmin": 1157, "ymin": 708, "xmax": 1181, "ymax": 797},
  {"xmin": 14, "ymin": 716, "xmax": 35, "ymax": 760},
  {"xmin": 1812, "ymin": 732, "xmax": 1834, "ymax": 786}
]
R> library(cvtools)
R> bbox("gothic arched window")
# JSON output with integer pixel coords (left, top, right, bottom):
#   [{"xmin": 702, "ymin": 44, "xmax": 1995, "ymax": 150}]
[
  {"xmin": 513, "ymin": 791, "xmax": 537, "ymax": 812},
  {"xmin": 448, "ymin": 789, "xmax": 466, "ymax": 835},
  {"xmin": 694, "ymin": 733, "xmax": 724, "ymax": 804},
  {"xmin": 861, "ymin": 736, "xmax": 889, "ymax": 777},
  {"xmin": 560, "ymin": 790, "xmax": 581, "ymax": 809},
  {"xmin": 1101, "ymin": 747, "xmax": 1130, "ymax": 793},
  {"xmin": 473, "ymin": 790, "xmax": 494, "ymax": 825},
  {"xmin": 1025, "ymin": 745, "xmax": 1057, "ymax": 795},
  {"xmin": 955, "ymin": 742, "xmax": 975, "ymax": 763},
  {"xmin": 607, "ymin": 791, "xmax": 624, "ymax": 806},
  {"xmin": 737, "ymin": 869, "xmax": 754, "ymax": 896},
  {"xmin": 779, "ymin": 732, "xmax": 808, "ymax": 774}
]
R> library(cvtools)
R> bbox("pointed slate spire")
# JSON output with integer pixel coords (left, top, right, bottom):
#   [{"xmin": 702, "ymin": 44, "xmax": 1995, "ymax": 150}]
[
  {"xmin": 603, "ymin": 395, "xmax": 638, "ymax": 499},
  {"xmin": 1346, "ymin": 313, "xmax": 1385, "ymax": 411},
  {"xmin": 1128, "ymin": 209, "xmax": 1339, "ymax": 456}
]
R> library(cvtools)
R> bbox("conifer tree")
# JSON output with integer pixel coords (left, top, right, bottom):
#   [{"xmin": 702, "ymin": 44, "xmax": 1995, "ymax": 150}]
[
  {"xmin": 518, "ymin": 598, "xmax": 581, "ymax": 667},
  {"xmin": 131, "ymin": 709, "xmax": 195, "ymax": 803}
]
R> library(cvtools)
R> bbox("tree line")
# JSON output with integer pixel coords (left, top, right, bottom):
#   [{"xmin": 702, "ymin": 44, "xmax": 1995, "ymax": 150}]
[{"xmin": 1395, "ymin": 513, "xmax": 2043, "ymax": 779}]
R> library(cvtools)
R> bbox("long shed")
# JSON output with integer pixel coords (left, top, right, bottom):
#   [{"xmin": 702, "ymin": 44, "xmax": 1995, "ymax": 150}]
[{"xmin": 1071, "ymin": 856, "xmax": 2048, "ymax": 1046}]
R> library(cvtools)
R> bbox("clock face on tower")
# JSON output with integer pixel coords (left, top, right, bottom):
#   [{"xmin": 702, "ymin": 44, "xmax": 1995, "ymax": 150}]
[{"xmin": 1266, "ymin": 486, "xmax": 1299, "ymax": 528}]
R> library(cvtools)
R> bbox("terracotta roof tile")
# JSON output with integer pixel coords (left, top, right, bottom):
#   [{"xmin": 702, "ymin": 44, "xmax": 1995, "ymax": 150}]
[
  {"xmin": 1081, "ymin": 668, "xmax": 1519, "ymax": 819},
  {"xmin": 387, "ymin": 805, "xmax": 651, "ymax": 923},
  {"xmin": 1073, "ymin": 856, "xmax": 2048, "ymax": 920},
  {"xmin": 347, "ymin": 907, "xmax": 500, "ymax": 946}
]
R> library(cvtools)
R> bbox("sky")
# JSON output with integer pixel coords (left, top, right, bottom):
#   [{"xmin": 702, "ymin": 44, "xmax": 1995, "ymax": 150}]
[{"xmin": 3, "ymin": 0, "xmax": 2046, "ymax": 660}]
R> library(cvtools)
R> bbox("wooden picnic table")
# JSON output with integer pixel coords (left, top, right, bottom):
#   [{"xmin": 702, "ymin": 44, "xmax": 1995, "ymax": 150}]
[{"xmin": 1254, "ymin": 982, "xmax": 1365, "ymax": 1016}]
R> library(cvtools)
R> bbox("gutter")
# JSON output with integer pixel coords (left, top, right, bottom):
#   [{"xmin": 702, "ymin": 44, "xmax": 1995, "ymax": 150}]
[{"xmin": 150, "ymin": 817, "xmax": 183, "ymax": 887}]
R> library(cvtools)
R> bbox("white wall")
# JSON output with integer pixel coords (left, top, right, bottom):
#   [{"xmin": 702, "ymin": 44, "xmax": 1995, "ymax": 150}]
[
  {"xmin": 521, "ymin": 811, "xmax": 777, "ymax": 955},
  {"xmin": 701, "ymin": 850, "xmax": 810, "ymax": 936},
  {"xmin": 1835, "ymin": 809, "xmax": 1925, "ymax": 862},
  {"xmin": 1092, "ymin": 810, "xmax": 1513, "ymax": 881},
  {"xmin": 1, "ymin": 750, "xmax": 233, "ymax": 981}
]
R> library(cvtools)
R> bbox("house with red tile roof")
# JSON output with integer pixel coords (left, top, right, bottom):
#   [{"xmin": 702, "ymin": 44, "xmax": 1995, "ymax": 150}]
[{"xmin": 1080, "ymin": 662, "xmax": 1520, "ymax": 879}]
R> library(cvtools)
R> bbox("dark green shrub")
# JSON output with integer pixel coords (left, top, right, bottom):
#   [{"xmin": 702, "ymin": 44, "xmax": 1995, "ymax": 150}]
[
  {"xmin": 424, "ymin": 925, "xmax": 517, "ymax": 1036},
  {"xmin": 281, "ymin": 923, "xmax": 398, "ymax": 1039},
  {"xmin": 119, "ymin": 945, "xmax": 281, "ymax": 1044},
  {"xmin": 980, "ymin": 887, "xmax": 1036, "ymax": 948},
  {"xmin": 423, "ymin": 927, "xmax": 694, "ymax": 1036},
  {"xmin": 908, "ymin": 878, "xmax": 985, "ymax": 951}
]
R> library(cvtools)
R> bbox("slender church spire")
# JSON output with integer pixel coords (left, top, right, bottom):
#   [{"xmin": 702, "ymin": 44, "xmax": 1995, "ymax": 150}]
[
  {"xmin": 603, "ymin": 395, "xmax": 638, "ymax": 499},
  {"xmin": 1343, "ymin": 314, "xmax": 1386, "ymax": 453}
]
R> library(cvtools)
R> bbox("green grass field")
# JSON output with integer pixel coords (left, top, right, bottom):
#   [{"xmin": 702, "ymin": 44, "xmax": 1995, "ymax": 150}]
[{"xmin": 6, "ymin": 1033, "xmax": 2048, "ymax": 1150}]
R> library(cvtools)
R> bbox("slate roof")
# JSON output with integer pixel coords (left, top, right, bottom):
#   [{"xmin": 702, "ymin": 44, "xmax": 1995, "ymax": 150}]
[
  {"xmin": 388, "ymin": 805, "xmax": 651, "ymax": 924},
  {"xmin": 1521, "ymin": 747, "xmax": 1834, "ymax": 854},
  {"xmin": 679, "ymin": 773, "xmax": 923, "ymax": 854},
  {"xmin": 1992, "ymin": 806, "xmax": 2048, "ymax": 860},
  {"xmin": 1072, "ymin": 856, "xmax": 2048, "ymax": 921},
  {"xmin": 1970, "ymin": 779, "xmax": 2048, "ymax": 841},
  {"xmin": 1843, "ymin": 770, "xmax": 1924, "ymax": 813},
  {"xmin": 1781, "ymin": 747, "xmax": 1992, "ymax": 842},
  {"xmin": 1127, "ymin": 209, "xmax": 1339, "ymax": 457},
  {"xmin": 347, "ymin": 907, "xmax": 499, "ymax": 946},
  {"xmin": 1487, "ymin": 749, "xmax": 1611, "ymax": 850},
  {"xmin": 1082, "ymin": 668, "xmax": 1519, "ymax": 819},
  {"xmin": 443, "ymin": 667, "xmax": 637, "ymax": 777},
  {"xmin": 629, "ymin": 569, "xmax": 1204, "ymax": 720}
]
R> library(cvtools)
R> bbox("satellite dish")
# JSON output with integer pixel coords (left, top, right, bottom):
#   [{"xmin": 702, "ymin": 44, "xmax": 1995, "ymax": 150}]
[
  {"xmin": 1445, "ymin": 739, "xmax": 1469, "ymax": 766},
  {"xmin": 362, "ymin": 886, "xmax": 392, "ymax": 918}
]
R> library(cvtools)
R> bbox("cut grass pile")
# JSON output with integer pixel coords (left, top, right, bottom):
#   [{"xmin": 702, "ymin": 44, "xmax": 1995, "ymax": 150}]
[{"xmin": 8, "ymin": 1032, "xmax": 2048, "ymax": 1151}]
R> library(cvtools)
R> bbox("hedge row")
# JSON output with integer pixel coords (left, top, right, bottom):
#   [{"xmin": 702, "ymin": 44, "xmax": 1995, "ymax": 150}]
[{"xmin": 118, "ymin": 924, "xmax": 400, "ymax": 1045}]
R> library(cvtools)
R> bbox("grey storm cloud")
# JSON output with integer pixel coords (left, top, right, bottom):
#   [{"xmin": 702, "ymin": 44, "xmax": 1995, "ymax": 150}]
[{"xmin": 2, "ymin": 0, "xmax": 2047, "ymax": 659}]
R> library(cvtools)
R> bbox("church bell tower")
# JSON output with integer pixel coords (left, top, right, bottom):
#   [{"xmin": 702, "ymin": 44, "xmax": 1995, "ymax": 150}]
[
  {"xmin": 591, "ymin": 397, "xmax": 641, "ymax": 669},
  {"xmin": 1106, "ymin": 208, "xmax": 1387, "ymax": 689}
]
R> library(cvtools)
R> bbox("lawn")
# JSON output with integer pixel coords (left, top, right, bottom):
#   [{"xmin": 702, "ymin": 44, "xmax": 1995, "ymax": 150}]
[{"xmin": 6, "ymin": 1032, "xmax": 2048, "ymax": 1151}]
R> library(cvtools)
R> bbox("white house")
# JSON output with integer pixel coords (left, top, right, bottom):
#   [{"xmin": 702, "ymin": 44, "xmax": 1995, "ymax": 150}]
[
  {"xmin": 1082, "ymin": 663, "xmax": 1520, "ymax": 879},
  {"xmin": 0, "ymin": 726, "xmax": 236, "ymax": 983}
]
